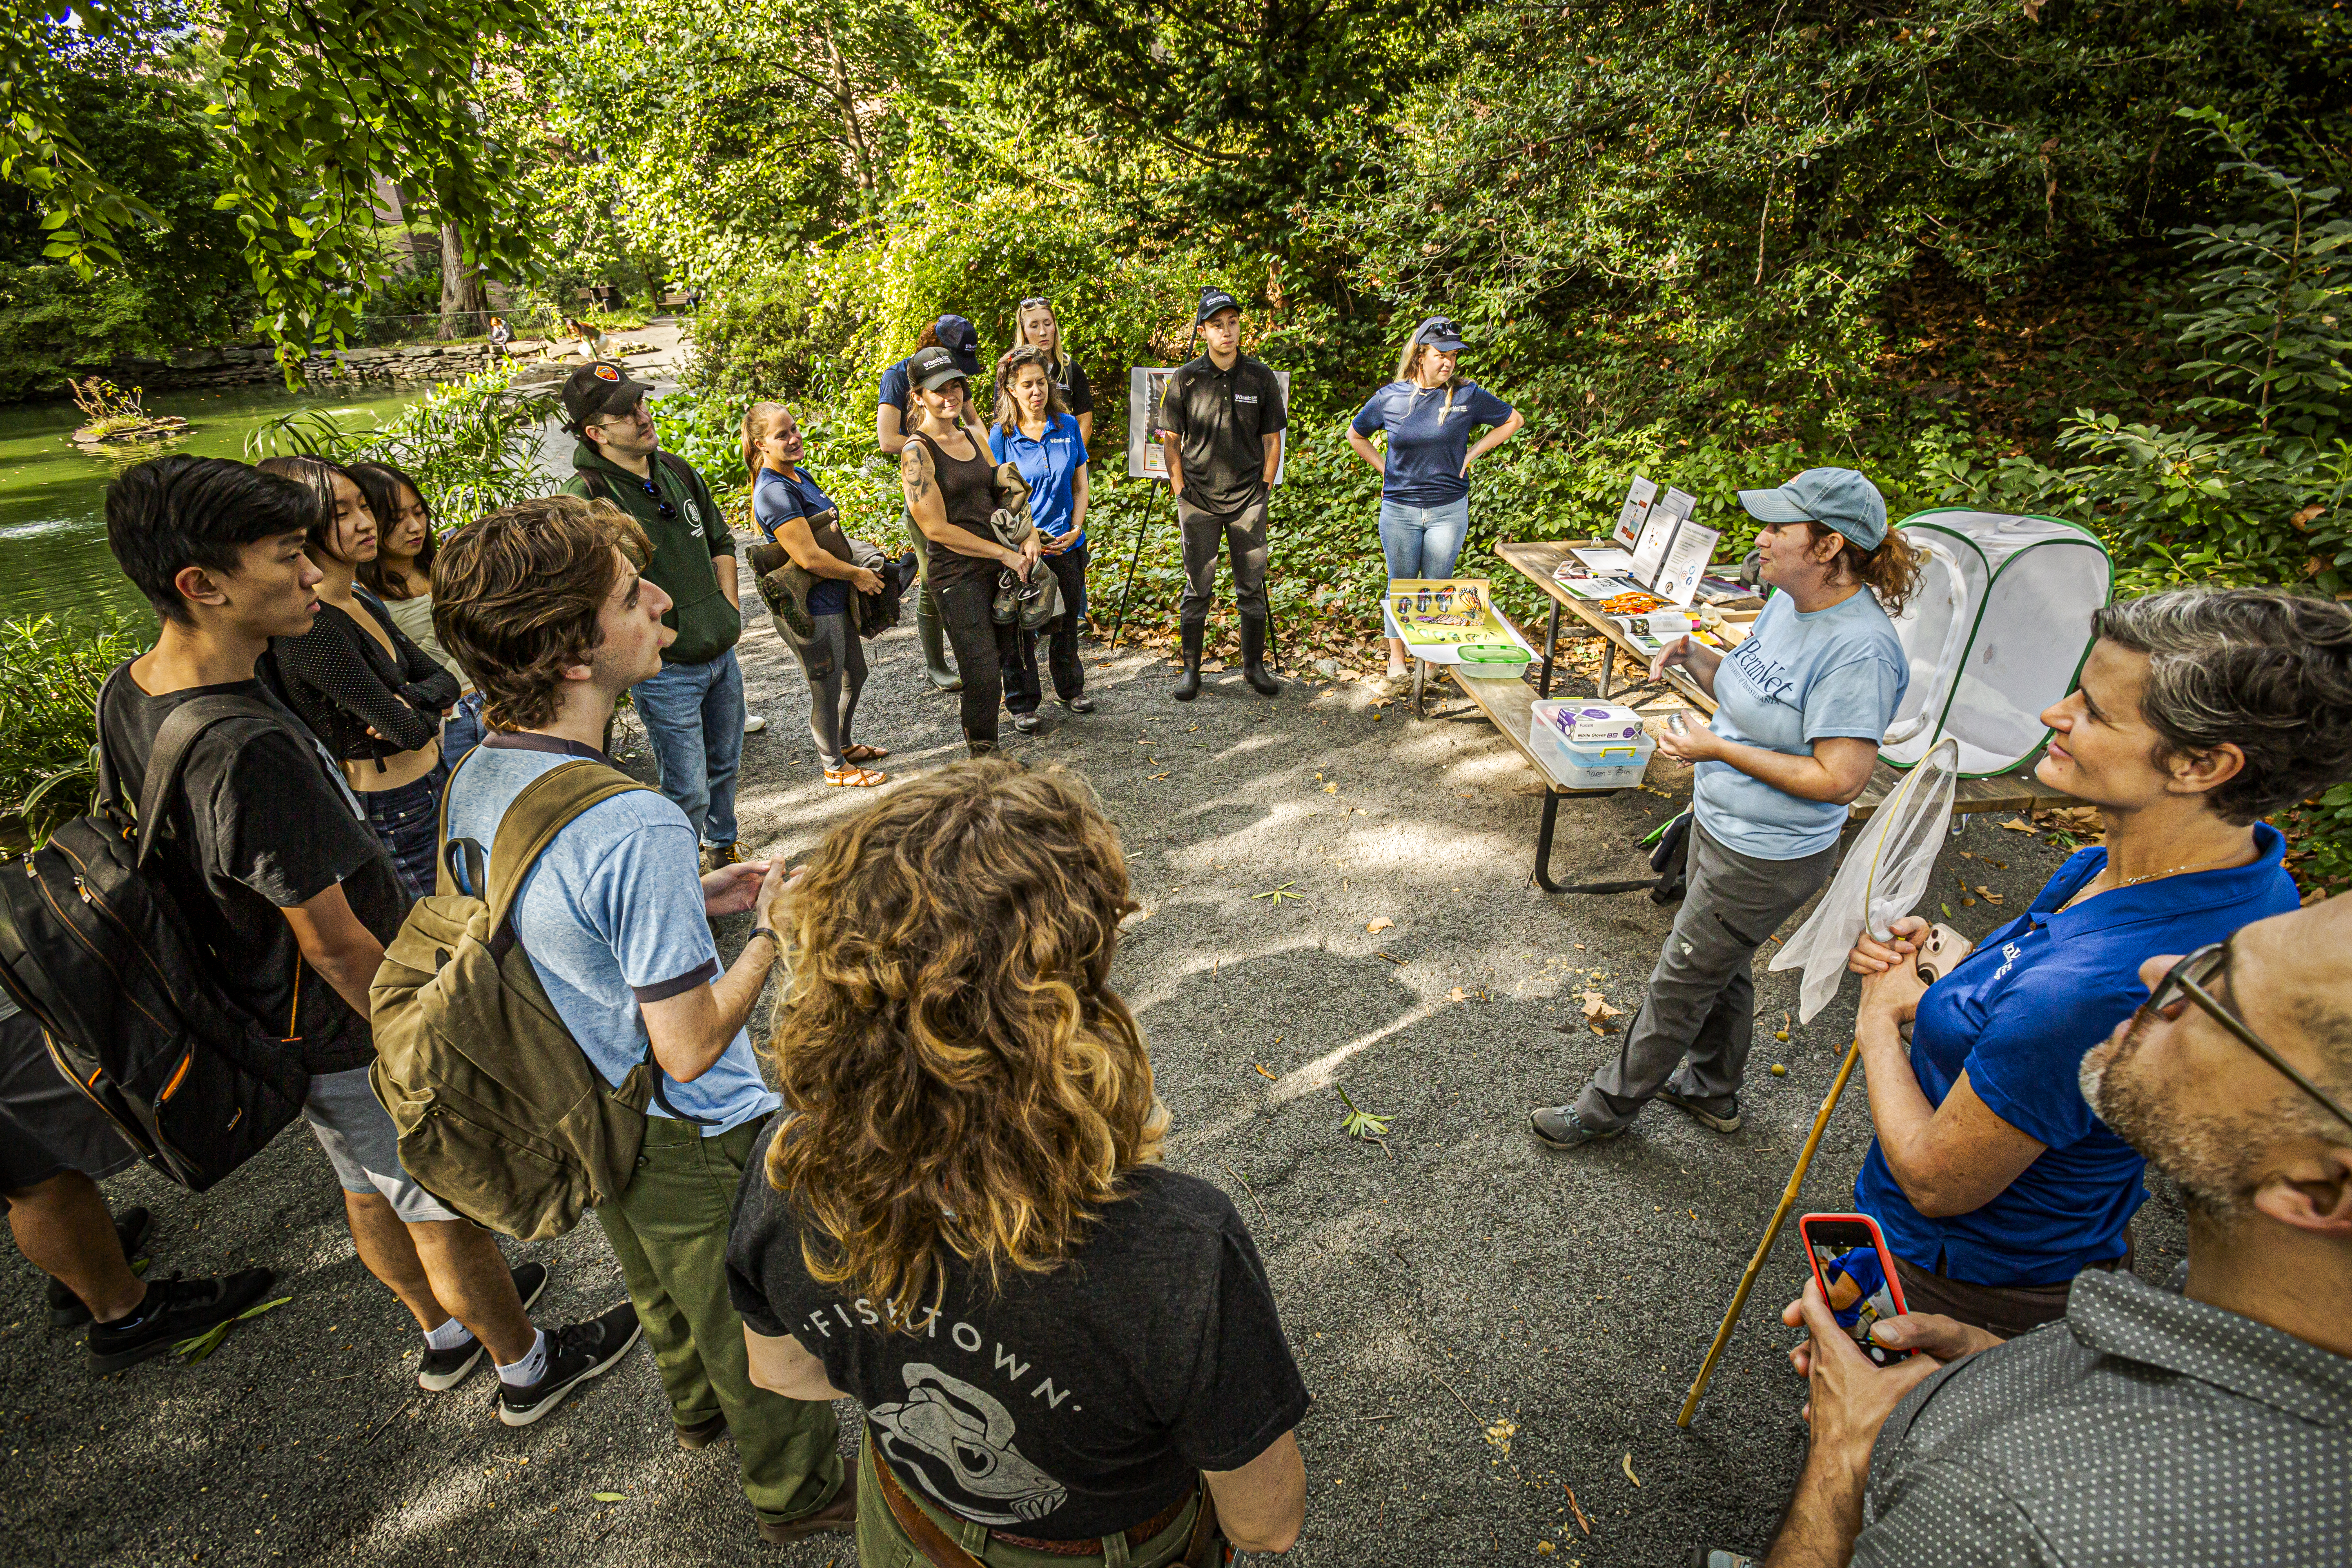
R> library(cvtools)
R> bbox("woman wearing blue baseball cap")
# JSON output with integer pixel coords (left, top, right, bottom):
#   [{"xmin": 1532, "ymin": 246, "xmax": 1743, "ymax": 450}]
[
  {"xmin": 1532, "ymin": 467, "xmax": 1924, "ymax": 1152},
  {"xmin": 1347, "ymin": 316, "xmax": 1524, "ymax": 690}
]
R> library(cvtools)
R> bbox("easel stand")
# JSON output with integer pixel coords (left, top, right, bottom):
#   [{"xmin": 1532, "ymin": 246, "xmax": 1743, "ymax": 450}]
[{"xmin": 1676, "ymin": 1038, "xmax": 1863, "ymax": 1428}]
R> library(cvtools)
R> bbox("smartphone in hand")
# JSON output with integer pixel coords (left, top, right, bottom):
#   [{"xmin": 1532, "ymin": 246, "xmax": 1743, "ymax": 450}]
[{"xmin": 1799, "ymin": 1212, "xmax": 1916, "ymax": 1367}]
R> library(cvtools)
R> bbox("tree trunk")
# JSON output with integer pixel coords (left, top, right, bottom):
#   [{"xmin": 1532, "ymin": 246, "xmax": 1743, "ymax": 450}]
[{"xmin": 439, "ymin": 223, "xmax": 486, "ymax": 339}]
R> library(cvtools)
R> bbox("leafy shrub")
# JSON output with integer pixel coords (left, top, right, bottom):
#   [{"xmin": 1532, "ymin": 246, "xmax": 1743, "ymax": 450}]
[{"xmin": 0, "ymin": 614, "xmax": 148, "ymax": 843}]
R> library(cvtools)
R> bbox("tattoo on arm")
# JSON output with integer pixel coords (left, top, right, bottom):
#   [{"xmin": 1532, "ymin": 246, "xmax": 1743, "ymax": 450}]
[{"xmin": 900, "ymin": 443, "xmax": 933, "ymax": 503}]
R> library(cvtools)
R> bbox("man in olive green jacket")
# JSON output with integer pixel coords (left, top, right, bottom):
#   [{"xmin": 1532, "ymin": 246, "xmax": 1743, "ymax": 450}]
[{"xmin": 558, "ymin": 361, "xmax": 750, "ymax": 870}]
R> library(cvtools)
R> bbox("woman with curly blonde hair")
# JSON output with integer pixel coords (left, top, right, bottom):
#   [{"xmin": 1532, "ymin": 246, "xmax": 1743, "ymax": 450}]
[{"xmin": 728, "ymin": 759, "xmax": 1308, "ymax": 1565}]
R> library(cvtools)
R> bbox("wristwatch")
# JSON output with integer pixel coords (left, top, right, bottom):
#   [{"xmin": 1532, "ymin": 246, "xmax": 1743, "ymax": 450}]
[{"xmin": 749, "ymin": 927, "xmax": 781, "ymax": 949}]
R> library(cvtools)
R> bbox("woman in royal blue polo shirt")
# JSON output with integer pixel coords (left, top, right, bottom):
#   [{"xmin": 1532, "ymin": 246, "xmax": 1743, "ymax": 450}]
[
  {"xmin": 991, "ymin": 346, "xmax": 1094, "ymax": 733},
  {"xmin": 1846, "ymin": 588, "xmax": 2352, "ymax": 1337},
  {"xmin": 1345, "ymin": 315, "xmax": 1524, "ymax": 690}
]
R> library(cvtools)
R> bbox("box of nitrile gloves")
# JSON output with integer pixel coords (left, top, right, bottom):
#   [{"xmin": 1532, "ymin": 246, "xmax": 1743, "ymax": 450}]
[{"xmin": 1529, "ymin": 701, "xmax": 1644, "ymax": 747}]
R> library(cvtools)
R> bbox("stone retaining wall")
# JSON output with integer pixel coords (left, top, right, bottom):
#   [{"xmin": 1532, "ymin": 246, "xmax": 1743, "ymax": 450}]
[{"xmin": 60, "ymin": 340, "xmax": 507, "ymax": 398}]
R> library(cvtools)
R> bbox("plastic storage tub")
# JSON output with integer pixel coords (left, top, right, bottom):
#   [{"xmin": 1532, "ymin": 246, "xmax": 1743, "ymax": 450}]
[
  {"xmin": 1531, "ymin": 728, "xmax": 1657, "ymax": 790},
  {"xmin": 1529, "ymin": 700, "xmax": 1645, "ymax": 746}
]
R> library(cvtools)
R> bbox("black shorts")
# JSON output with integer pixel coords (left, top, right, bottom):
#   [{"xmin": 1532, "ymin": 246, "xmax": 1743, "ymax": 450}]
[{"xmin": 0, "ymin": 1007, "xmax": 139, "ymax": 1198}]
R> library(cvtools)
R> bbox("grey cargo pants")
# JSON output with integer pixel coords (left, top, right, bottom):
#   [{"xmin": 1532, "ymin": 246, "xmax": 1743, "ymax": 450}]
[{"xmin": 1574, "ymin": 817, "xmax": 1839, "ymax": 1132}]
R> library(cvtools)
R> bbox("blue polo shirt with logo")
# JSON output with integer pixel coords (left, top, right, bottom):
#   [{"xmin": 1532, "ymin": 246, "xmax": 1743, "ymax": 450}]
[
  {"xmin": 1857, "ymin": 824, "xmax": 2299, "ymax": 1287},
  {"xmin": 990, "ymin": 413, "xmax": 1089, "ymax": 549},
  {"xmin": 1350, "ymin": 379, "xmax": 1515, "ymax": 507}
]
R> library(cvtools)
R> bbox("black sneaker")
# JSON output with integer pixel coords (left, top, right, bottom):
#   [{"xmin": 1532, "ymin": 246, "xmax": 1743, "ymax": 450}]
[
  {"xmin": 47, "ymin": 1207, "xmax": 155, "ymax": 1328},
  {"xmin": 87, "ymin": 1268, "xmax": 277, "ymax": 1374},
  {"xmin": 417, "ymin": 1262, "xmax": 550, "ymax": 1391},
  {"xmin": 1657, "ymin": 1088, "xmax": 1743, "ymax": 1134},
  {"xmin": 497, "ymin": 1303, "xmax": 642, "ymax": 1427}
]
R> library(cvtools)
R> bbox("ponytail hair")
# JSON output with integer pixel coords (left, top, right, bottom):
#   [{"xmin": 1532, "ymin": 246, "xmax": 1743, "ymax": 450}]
[
  {"xmin": 1805, "ymin": 522, "xmax": 1926, "ymax": 619},
  {"xmin": 1394, "ymin": 337, "xmax": 1461, "ymax": 418},
  {"xmin": 741, "ymin": 401, "xmax": 788, "ymax": 479}
]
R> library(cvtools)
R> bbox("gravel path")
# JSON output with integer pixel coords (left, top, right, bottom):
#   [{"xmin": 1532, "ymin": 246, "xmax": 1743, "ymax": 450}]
[{"xmin": 2, "ymin": 566, "xmax": 2185, "ymax": 1567}]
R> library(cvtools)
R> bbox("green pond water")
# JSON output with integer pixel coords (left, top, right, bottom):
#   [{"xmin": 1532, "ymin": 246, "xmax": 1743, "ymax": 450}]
[{"xmin": 0, "ymin": 383, "xmax": 423, "ymax": 628}]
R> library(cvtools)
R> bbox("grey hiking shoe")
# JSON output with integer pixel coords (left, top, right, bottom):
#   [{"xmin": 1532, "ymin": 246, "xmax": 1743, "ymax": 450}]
[
  {"xmin": 1657, "ymin": 1087, "xmax": 1742, "ymax": 1134},
  {"xmin": 1692, "ymin": 1550, "xmax": 1754, "ymax": 1568},
  {"xmin": 1529, "ymin": 1105, "xmax": 1619, "ymax": 1148}
]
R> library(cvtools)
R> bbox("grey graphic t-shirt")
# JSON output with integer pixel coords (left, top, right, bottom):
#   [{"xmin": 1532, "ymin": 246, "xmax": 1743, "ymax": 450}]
[{"xmin": 726, "ymin": 1129, "xmax": 1311, "ymax": 1539}]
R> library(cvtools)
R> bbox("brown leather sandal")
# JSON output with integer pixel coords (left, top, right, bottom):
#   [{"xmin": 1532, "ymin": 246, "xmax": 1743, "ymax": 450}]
[
  {"xmin": 841, "ymin": 744, "xmax": 890, "ymax": 763},
  {"xmin": 824, "ymin": 765, "xmax": 888, "ymax": 788}
]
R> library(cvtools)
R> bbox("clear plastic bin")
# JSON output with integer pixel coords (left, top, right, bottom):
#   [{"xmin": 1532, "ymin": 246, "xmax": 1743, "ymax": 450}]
[{"xmin": 1531, "ymin": 728, "xmax": 1656, "ymax": 790}]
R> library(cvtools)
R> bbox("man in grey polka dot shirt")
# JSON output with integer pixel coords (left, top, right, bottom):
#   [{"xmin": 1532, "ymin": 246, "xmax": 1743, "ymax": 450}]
[{"xmin": 1756, "ymin": 895, "xmax": 2352, "ymax": 1567}]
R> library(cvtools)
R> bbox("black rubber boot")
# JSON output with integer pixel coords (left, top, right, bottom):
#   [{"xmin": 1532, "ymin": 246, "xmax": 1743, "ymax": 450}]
[
  {"xmin": 917, "ymin": 602, "xmax": 962, "ymax": 692},
  {"xmin": 1172, "ymin": 621, "xmax": 1204, "ymax": 702},
  {"xmin": 1241, "ymin": 615, "xmax": 1280, "ymax": 696}
]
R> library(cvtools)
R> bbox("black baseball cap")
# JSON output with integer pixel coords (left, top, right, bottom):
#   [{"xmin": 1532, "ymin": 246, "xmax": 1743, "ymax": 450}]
[
  {"xmin": 934, "ymin": 314, "xmax": 982, "ymax": 375},
  {"xmin": 1412, "ymin": 316, "xmax": 1468, "ymax": 352},
  {"xmin": 909, "ymin": 344, "xmax": 969, "ymax": 391},
  {"xmin": 561, "ymin": 359, "xmax": 654, "ymax": 431},
  {"xmin": 1196, "ymin": 287, "xmax": 1242, "ymax": 325}
]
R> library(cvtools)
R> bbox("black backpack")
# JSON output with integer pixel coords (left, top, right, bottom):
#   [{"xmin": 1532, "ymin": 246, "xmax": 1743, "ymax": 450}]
[{"xmin": 0, "ymin": 668, "xmax": 310, "ymax": 1190}]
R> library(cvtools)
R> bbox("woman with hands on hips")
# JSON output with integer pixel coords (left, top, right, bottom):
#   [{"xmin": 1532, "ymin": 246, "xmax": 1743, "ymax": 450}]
[
  {"xmin": 1834, "ymin": 588, "xmax": 2344, "ymax": 1338},
  {"xmin": 1346, "ymin": 316, "xmax": 1524, "ymax": 691},
  {"xmin": 1530, "ymin": 469, "xmax": 1919, "ymax": 1153}
]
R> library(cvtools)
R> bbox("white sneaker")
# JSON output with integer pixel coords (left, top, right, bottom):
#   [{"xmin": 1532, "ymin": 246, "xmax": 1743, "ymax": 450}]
[{"xmin": 743, "ymin": 715, "xmax": 766, "ymax": 733}]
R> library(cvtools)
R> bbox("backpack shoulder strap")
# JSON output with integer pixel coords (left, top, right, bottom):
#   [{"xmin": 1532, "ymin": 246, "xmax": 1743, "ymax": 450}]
[
  {"xmin": 482, "ymin": 760, "xmax": 651, "ymax": 938},
  {"xmin": 106, "ymin": 677, "xmax": 296, "ymax": 870},
  {"xmin": 656, "ymin": 450, "xmax": 698, "ymax": 489}
]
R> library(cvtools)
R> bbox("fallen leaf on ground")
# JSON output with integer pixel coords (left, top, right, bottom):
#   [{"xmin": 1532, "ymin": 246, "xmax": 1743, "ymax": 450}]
[
  {"xmin": 1621, "ymin": 1452, "xmax": 1641, "ymax": 1488},
  {"xmin": 592, "ymin": 1492, "xmax": 629, "ymax": 1503},
  {"xmin": 1484, "ymin": 1417, "xmax": 1517, "ymax": 1456},
  {"xmin": 1565, "ymin": 1484, "xmax": 1593, "ymax": 1534},
  {"xmin": 1446, "ymin": 987, "xmax": 1468, "ymax": 1002},
  {"xmin": 1366, "ymin": 917, "xmax": 1394, "ymax": 934},
  {"xmin": 1254, "ymin": 1063, "xmax": 1278, "ymax": 1080},
  {"xmin": 1579, "ymin": 989, "xmax": 1622, "ymax": 1023},
  {"xmin": 1323, "ymin": 782, "xmax": 1339, "ymax": 793},
  {"xmin": 1999, "ymin": 818, "xmax": 2034, "ymax": 833}
]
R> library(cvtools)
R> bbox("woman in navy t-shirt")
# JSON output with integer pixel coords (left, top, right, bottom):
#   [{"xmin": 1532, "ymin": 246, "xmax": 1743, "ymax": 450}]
[
  {"xmin": 991, "ymin": 347, "xmax": 1094, "ymax": 731},
  {"xmin": 1842, "ymin": 588, "xmax": 2347, "ymax": 1337},
  {"xmin": 742, "ymin": 403, "xmax": 888, "ymax": 786},
  {"xmin": 1346, "ymin": 316, "xmax": 1524, "ymax": 688}
]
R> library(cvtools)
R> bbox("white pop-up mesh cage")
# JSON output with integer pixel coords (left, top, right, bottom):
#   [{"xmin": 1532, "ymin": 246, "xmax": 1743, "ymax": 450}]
[{"xmin": 1877, "ymin": 509, "xmax": 2112, "ymax": 778}]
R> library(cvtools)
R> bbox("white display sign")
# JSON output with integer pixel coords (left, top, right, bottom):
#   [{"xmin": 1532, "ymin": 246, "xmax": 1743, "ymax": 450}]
[{"xmin": 1127, "ymin": 365, "xmax": 1293, "ymax": 484}]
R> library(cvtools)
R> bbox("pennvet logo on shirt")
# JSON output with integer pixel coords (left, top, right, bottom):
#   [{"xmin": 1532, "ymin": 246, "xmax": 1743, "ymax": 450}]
[{"xmin": 1234, "ymin": 393, "xmax": 1259, "ymax": 403}]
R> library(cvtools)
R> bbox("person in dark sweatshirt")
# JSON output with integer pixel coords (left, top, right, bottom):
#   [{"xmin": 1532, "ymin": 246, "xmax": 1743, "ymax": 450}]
[{"xmin": 557, "ymin": 361, "xmax": 749, "ymax": 871}]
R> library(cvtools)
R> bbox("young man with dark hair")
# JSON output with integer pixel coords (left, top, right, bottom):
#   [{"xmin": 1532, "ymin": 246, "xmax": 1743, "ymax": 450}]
[
  {"xmin": 1154, "ymin": 287, "xmax": 1286, "ymax": 702},
  {"xmin": 432, "ymin": 495, "xmax": 851, "ymax": 1542},
  {"xmin": 557, "ymin": 361, "xmax": 753, "ymax": 872},
  {"xmin": 92, "ymin": 455, "xmax": 634, "ymax": 1410},
  {"xmin": 1750, "ymin": 895, "xmax": 2352, "ymax": 1568}
]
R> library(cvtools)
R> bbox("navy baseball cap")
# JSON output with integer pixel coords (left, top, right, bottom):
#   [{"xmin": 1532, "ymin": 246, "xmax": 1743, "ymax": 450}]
[
  {"xmin": 1412, "ymin": 316, "xmax": 1467, "ymax": 352},
  {"xmin": 1737, "ymin": 467, "xmax": 1889, "ymax": 551},
  {"xmin": 934, "ymin": 315, "xmax": 981, "ymax": 375},
  {"xmin": 909, "ymin": 344, "xmax": 968, "ymax": 391},
  {"xmin": 1196, "ymin": 287, "xmax": 1242, "ymax": 325}
]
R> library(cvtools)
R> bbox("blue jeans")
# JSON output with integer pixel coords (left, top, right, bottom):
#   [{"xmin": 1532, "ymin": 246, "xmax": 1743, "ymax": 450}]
[
  {"xmin": 440, "ymin": 689, "xmax": 485, "ymax": 769},
  {"xmin": 1379, "ymin": 497, "xmax": 1472, "ymax": 639},
  {"xmin": 631, "ymin": 650, "xmax": 745, "ymax": 847}
]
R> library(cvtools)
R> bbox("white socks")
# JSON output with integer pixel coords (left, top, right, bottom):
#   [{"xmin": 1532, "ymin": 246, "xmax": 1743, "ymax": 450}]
[
  {"xmin": 495, "ymin": 1328, "xmax": 549, "ymax": 1388},
  {"xmin": 423, "ymin": 1316, "xmax": 471, "ymax": 1351}
]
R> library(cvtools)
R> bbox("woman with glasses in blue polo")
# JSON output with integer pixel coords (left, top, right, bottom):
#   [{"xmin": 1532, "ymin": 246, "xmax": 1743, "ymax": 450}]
[
  {"xmin": 991, "ymin": 346, "xmax": 1094, "ymax": 733},
  {"xmin": 1345, "ymin": 315, "xmax": 1524, "ymax": 691},
  {"xmin": 1841, "ymin": 588, "xmax": 2348, "ymax": 1337}
]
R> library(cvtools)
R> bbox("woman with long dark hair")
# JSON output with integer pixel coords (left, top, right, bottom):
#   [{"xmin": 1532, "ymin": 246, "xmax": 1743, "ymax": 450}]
[
  {"xmin": 992, "ymin": 345, "xmax": 1094, "ymax": 731},
  {"xmin": 350, "ymin": 461, "xmax": 482, "ymax": 765},
  {"xmin": 256, "ymin": 454, "xmax": 457, "ymax": 901},
  {"xmin": 897, "ymin": 346, "xmax": 1038, "ymax": 755},
  {"xmin": 740, "ymin": 401, "xmax": 888, "ymax": 786},
  {"xmin": 728, "ymin": 759, "xmax": 1309, "ymax": 1564}
]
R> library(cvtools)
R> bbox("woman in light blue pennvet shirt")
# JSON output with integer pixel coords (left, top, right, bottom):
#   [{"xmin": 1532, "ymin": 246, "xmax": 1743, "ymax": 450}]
[{"xmin": 1531, "ymin": 467, "xmax": 1926, "ymax": 1151}]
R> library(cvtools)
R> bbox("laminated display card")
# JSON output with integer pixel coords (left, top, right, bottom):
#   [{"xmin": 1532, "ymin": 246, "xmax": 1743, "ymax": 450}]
[
  {"xmin": 1611, "ymin": 476, "xmax": 1657, "ymax": 549},
  {"xmin": 1656, "ymin": 520, "xmax": 1722, "ymax": 608}
]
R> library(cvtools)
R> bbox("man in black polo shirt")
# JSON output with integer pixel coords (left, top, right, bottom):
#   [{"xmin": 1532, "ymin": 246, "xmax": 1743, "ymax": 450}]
[{"xmin": 1154, "ymin": 288, "xmax": 1286, "ymax": 701}]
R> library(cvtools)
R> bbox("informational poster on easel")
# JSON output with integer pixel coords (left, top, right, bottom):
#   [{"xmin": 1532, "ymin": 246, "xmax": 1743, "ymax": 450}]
[{"xmin": 1128, "ymin": 367, "xmax": 1294, "ymax": 483}]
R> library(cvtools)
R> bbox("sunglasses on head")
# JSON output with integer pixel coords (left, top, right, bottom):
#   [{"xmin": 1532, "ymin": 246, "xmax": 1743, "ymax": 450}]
[
  {"xmin": 1019, "ymin": 297, "xmax": 1050, "ymax": 310},
  {"xmin": 2143, "ymin": 942, "xmax": 2352, "ymax": 1131}
]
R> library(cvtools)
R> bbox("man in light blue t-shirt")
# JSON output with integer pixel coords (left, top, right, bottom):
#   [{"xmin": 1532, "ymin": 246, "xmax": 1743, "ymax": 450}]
[
  {"xmin": 434, "ymin": 497, "xmax": 852, "ymax": 1546},
  {"xmin": 1531, "ymin": 468, "xmax": 1911, "ymax": 1152}
]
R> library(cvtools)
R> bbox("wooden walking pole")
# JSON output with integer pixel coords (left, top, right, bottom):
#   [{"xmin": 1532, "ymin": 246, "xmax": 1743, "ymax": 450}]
[{"xmin": 1676, "ymin": 1038, "xmax": 1863, "ymax": 1428}]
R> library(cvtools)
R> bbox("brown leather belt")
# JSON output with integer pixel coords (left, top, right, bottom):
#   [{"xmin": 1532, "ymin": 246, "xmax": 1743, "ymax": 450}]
[{"xmin": 869, "ymin": 1437, "xmax": 1219, "ymax": 1566}]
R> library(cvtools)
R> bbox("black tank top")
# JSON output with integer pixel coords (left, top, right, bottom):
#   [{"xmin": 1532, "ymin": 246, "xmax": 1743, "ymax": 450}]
[{"xmin": 909, "ymin": 430, "xmax": 1000, "ymax": 592}]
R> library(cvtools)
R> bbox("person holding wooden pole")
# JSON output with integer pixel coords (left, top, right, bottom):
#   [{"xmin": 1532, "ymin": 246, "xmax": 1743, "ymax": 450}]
[{"xmin": 1528, "ymin": 469, "xmax": 1920, "ymax": 1151}]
